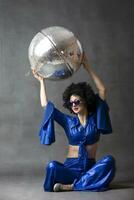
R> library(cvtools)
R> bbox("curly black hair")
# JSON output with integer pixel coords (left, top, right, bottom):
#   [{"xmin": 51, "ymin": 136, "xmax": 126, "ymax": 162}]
[{"xmin": 62, "ymin": 82, "xmax": 97, "ymax": 114}]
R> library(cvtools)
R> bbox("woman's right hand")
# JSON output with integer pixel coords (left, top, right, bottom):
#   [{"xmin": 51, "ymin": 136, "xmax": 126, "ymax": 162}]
[
  {"xmin": 32, "ymin": 69, "xmax": 44, "ymax": 82},
  {"xmin": 32, "ymin": 68, "xmax": 48, "ymax": 107}
]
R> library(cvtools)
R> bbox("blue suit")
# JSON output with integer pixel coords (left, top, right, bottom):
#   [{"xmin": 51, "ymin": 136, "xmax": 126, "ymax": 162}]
[{"xmin": 39, "ymin": 94, "xmax": 116, "ymax": 192}]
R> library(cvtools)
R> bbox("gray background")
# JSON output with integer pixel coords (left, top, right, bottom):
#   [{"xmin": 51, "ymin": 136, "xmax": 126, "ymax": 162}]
[{"xmin": 0, "ymin": 0, "xmax": 134, "ymax": 199}]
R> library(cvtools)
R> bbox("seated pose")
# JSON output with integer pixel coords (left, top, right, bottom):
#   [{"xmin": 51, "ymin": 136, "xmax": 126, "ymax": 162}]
[{"xmin": 32, "ymin": 53, "xmax": 116, "ymax": 192}]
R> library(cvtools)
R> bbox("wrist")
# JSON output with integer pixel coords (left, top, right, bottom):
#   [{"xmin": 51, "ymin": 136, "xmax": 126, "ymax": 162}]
[{"xmin": 40, "ymin": 79, "xmax": 44, "ymax": 84}]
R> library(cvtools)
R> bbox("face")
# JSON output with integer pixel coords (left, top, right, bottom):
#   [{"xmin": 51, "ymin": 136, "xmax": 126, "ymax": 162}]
[{"xmin": 69, "ymin": 95, "xmax": 86, "ymax": 114}]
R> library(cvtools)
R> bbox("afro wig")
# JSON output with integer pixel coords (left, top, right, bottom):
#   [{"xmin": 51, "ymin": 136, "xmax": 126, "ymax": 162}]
[{"xmin": 63, "ymin": 82, "xmax": 97, "ymax": 114}]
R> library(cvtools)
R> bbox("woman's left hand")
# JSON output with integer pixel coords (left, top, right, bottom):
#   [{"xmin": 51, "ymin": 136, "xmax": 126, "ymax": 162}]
[{"xmin": 81, "ymin": 52, "xmax": 91, "ymax": 71}]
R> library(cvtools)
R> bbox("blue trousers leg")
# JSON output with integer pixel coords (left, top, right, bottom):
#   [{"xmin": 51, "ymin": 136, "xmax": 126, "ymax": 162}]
[
  {"xmin": 44, "ymin": 160, "xmax": 80, "ymax": 191},
  {"xmin": 73, "ymin": 155, "xmax": 116, "ymax": 191}
]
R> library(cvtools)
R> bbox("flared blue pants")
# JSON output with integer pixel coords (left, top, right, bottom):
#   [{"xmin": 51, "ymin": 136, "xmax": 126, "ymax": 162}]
[{"xmin": 44, "ymin": 152, "xmax": 116, "ymax": 192}]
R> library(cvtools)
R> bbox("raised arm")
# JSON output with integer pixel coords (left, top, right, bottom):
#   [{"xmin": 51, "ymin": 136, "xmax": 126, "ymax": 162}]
[
  {"xmin": 32, "ymin": 69, "xmax": 48, "ymax": 107},
  {"xmin": 81, "ymin": 52, "xmax": 106, "ymax": 100},
  {"xmin": 32, "ymin": 69, "xmax": 69, "ymax": 130}
]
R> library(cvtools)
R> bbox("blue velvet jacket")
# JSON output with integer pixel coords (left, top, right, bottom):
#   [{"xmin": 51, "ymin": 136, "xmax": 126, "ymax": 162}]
[{"xmin": 38, "ymin": 94, "xmax": 113, "ymax": 146}]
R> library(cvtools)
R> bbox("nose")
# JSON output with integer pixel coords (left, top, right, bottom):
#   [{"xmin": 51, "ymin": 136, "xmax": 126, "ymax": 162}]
[{"xmin": 72, "ymin": 103, "xmax": 78, "ymax": 107}]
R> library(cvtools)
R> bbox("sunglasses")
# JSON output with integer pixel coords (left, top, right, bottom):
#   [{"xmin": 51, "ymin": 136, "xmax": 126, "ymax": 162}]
[{"xmin": 69, "ymin": 100, "xmax": 82, "ymax": 107}]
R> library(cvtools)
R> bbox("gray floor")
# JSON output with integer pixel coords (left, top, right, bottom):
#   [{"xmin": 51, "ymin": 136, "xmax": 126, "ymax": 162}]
[{"xmin": 0, "ymin": 176, "xmax": 134, "ymax": 200}]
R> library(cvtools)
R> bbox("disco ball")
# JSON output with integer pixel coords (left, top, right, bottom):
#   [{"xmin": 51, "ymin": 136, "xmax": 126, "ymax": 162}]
[{"xmin": 28, "ymin": 26, "xmax": 83, "ymax": 80}]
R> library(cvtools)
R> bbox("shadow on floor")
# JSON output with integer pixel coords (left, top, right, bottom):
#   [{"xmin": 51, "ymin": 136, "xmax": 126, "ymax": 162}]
[{"xmin": 109, "ymin": 181, "xmax": 134, "ymax": 190}]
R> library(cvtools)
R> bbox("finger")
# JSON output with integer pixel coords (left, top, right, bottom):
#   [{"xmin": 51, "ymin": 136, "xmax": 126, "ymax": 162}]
[
  {"xmin": 32, "ymin": 68, "xmax": 38, "ymax": 74},
  {"xmin": 33, "ymin": 73, "xmax": 39, "ymax": 79},
  {"xmin": 31, "ymin": 69, "xmax": 35, "ymax": 75},
  {"xmin": 34, "ymin": 73, "xmax": 39, "ymax": 79},
  {"xmin": 35, "ymin": 73, "xmax": 42, "ymax": 80}
]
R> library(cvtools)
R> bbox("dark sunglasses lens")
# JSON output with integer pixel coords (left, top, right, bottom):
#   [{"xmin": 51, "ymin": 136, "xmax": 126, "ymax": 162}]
[
  {"xmin": 75, "ymin": 100, "xmax": 81, "ymax": 106},
  {"xmin": 70, "ymin": 100, "xmax": 81, "ymax": 106}
]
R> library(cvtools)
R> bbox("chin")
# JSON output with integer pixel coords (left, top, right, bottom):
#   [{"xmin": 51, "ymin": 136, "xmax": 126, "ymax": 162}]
[{"xmin": 72, "ymin": 108, "xmax": 81, "ymax": 114}]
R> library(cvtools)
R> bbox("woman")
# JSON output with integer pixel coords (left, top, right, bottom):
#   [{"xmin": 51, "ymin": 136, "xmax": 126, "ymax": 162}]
[{"xmin": 32, "ymin": 53, "xmax": 116, "ymax": 192}]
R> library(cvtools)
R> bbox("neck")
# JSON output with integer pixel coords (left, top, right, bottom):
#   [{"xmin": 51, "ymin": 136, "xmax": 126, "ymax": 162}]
[{"xmin": 78, "ymin": 109, "xmax": 88, "ymax": 126}]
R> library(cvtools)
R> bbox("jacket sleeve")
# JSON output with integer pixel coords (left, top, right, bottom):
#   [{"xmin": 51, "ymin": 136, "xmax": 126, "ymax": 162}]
[
  {"xmin": 38, "ymin": 101, "xmax": 69, "ymax": 145},
  {"xmin": 95, "ymin": 94, "xmax": 113, "ymax": 134}
]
